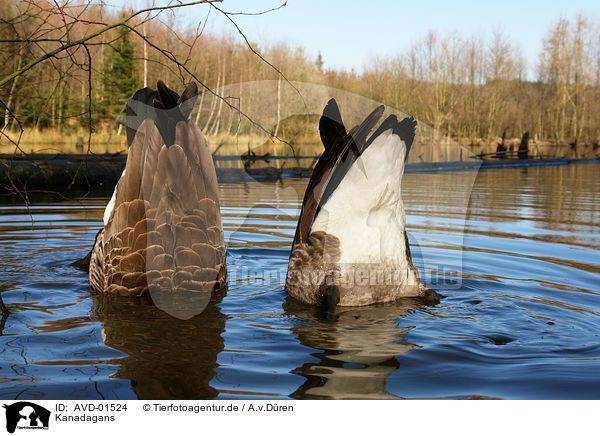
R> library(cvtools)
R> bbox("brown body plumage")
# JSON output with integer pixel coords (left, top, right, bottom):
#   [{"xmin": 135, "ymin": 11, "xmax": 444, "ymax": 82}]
[{"xmin": 87, "ymin": 81, "xmax": 226, "ymax": 299}]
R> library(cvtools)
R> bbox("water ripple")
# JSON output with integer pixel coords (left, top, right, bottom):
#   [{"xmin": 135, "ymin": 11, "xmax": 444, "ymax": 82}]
[{"xmin": 0, "ymin": 164, "xmax": 599, "ymax": 399}]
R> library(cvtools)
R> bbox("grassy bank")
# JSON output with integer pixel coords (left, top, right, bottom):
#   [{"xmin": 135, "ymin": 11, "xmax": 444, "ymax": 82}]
[
  {"xmin": 0, "ymin": 129, "xmax": 127, "ymax": 155},
  {"xmin": 1, "ymin": 127, "xmax": 598, "ymax": 161},
  {"xmin": 0, "ymin": 127, "xmax": 324, "ymax": 157}
]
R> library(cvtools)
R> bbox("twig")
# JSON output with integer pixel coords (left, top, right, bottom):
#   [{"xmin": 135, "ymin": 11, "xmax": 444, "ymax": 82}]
[{"xmin": 0, "ymin": 1, "xmax": 222, "ymax": 89}]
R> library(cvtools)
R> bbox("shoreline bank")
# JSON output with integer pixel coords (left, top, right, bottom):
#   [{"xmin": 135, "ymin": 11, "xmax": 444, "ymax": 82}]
[{"xmin": 1, "ymin": 153, "xmax": 598, "ymax": 194}]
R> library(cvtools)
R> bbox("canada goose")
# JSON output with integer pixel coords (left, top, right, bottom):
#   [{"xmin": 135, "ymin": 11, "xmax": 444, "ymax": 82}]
[
  {"xmin": 84, "ymin": 81, "xmax": 226, "ymax": 300},
  {"xmin": 286, "ymin": 99, "xmax": 439, "ymax": 309}
]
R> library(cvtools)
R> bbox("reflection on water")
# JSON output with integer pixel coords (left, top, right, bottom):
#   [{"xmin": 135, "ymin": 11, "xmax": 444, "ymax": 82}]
[
  {"xmin": 0, "ymin": 163, "xmax": 598, "ymax": 399},
  {"xmin": 91, "ymin": 291, "xmax": 226, "ymax": 399},
  {"xmin": 285, "ymin": 298, "xmax": 423, "ymax": 399}
]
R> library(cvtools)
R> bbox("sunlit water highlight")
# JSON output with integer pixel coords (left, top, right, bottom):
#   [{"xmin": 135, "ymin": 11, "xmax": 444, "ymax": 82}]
[{"xmin": 0, "ymin": 163, "xmax": 598, "ymax": 399}]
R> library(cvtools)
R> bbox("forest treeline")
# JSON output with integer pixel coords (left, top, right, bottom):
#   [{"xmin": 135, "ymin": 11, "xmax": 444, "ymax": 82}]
[{"xmin": 1, "ymin": 0, "xmax": 599, "ymax": 152}]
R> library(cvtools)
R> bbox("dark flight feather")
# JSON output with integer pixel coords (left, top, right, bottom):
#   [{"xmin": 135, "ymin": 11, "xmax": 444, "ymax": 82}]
[
  {"xmin": 364, "ymin": 114, "xmax": 417, "ymax": 160},
  {"xmin": 292, "ymin": 100, "xmax": 384, "ymax": 246},
  {"xmin": 318, "ymin": 104, "xmax": 385, "ymax": 211},
  {"xmin": 292, "ymin": 99, "xmax": 417, "ymax": 247},
  {"xmin": 126, "ymin": 80, "xmax": 199, "ymax": 148},
  {"xmin": 318, "ymin": 99, "xmax": 346, "ymax": 150}
]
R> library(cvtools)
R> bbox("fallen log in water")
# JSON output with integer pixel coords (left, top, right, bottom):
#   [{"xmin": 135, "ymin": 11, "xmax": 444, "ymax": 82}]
[
  {"xmin": 0, "ymin": 153, "xmax": 127, "ymax": 193},
  {"xmin": 1, "ymin": 153, "xmax": 598, "ymax": 194}
]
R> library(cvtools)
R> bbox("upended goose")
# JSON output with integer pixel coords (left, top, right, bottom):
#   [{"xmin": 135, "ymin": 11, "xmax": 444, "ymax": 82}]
[
  {"xmin": 84, "ymin": 81, "xmax": 226, "ymax": 301},
  {"xmin": 286, "ymin": 99, "xmax": 440, "ymax": 309}
]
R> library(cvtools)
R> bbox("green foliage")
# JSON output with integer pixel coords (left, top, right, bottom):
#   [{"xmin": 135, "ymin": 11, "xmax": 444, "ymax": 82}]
[
  {"xmin": 1, "ymin": 3, "xmax": 599, "ymax": 146},
  {"xmin": 101, "ymin": 20, "xmax": 139, "ymax": 120},
  {"xmin": 316, "ymin": 52, "xmax": 324, "ymax": 71}
]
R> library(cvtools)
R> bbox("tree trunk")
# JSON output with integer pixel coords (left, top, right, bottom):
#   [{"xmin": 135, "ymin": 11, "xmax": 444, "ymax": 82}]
[
  {"xmin": 203, "ymin": 59, "xmax": 221, "ymax": 133},
  {"xmin": 194, "ymin": 59, "xmax": 209, "ymax": 124},
  {"xmin": 143, "ymin": 20, "xmax": 148, "ymax": 87},
  {"xmin": 210, "ymin": 57, "xmax": 227, "ymax": 136},
  {"xmin": 3, "ymin": 47, "xmax": 23, "ymax": 128},
  {"xmin": 273, "ymin": 76, "xmax": 281, "ymax": 137}
]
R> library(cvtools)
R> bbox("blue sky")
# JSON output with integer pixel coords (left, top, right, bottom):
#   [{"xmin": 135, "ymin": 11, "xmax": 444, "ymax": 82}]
[{"xmin": 116, "ymin": 0, "xmax": 599, "ymax": 77}]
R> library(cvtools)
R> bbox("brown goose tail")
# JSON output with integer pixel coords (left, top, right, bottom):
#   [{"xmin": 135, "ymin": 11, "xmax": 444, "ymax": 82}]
[{"xmin": 88, "ymin": 81, "xmax": 226, "ymax": 299}]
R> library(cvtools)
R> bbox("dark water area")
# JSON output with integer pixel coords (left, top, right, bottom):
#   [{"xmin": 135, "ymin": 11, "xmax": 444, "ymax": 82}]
[{"xmin": 0, "ymin": 163, "xmax": 598, "ymax": 400}]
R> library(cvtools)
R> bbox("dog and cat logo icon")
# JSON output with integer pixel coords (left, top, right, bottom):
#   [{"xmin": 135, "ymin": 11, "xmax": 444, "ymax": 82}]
[{"xmin": 3, "ymin": 402, "xmax": 50, "ymax": 433}]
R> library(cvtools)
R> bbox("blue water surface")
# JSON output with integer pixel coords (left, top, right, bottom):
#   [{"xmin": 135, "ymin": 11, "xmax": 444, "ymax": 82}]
[{"xmin": 0, "ymin": 163, "xmax": 598, "ymax": 399}]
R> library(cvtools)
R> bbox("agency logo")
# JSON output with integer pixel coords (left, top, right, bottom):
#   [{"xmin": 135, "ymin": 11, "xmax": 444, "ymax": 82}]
[{"xmin": 3, "ymin": 402, "xmax": 50, "ymax": 433}]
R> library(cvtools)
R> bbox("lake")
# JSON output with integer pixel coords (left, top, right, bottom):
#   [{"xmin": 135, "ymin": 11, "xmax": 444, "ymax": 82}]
[{"xmin": 0, "ymin": 162, "xmax": 598, "ymax": 399}]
